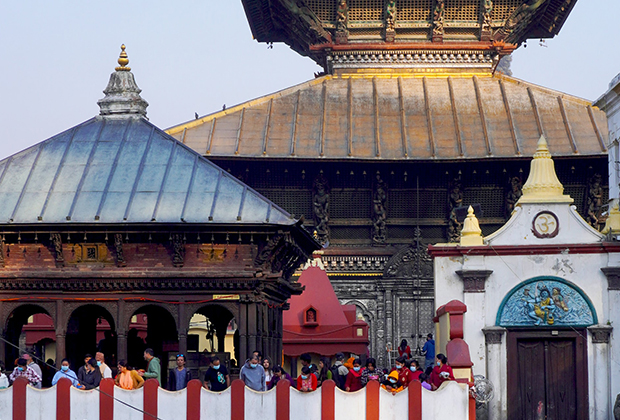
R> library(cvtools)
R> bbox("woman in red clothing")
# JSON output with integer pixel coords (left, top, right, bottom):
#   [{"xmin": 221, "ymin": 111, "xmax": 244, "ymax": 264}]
[
  {"xmin": 392, "ymin": 356, "xmax": 412, "ymax": 388},
  {"xmin": 344, "ymin": 358, "xmax": 363, "ymax": 392},
  {"xmin": 409, "ymin": 359, "xmax": 423, "ymax": 381},
  {"xmin": 398, "ymin": 339, "xmax": 411, "ymax": 359},
  {"xmin": 297, "ymin": 366, "xmax": 318, "ymax": 392},
  {"xmin": 429, "ymin": 353, "xmax": 455, "ymax": 390}
]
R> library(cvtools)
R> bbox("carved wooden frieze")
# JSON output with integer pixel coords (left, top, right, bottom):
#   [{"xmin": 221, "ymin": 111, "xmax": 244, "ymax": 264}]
[
  {"xmin": 114, "ymin": 234, "xmax": 126, "ymax": 267},
  {"xmin": 51, "ymin": 233, "xmax": 65, "ymax": 267},
  {"xmin": 432, "ymin": 0, "xmax": 445, "ymax": 42}
]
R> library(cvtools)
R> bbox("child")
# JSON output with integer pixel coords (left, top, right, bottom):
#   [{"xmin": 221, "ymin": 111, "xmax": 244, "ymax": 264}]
[
  {"xmin": 418, "ymin": 372, "xmax": 432, "ymax": 390},
  {"xmin": 381, "ymin": 370, "xmax": 404, "ymax": 395},
  {"xmin": 297, "ymin": 366, "xmax": 317, "ymax": 392}
]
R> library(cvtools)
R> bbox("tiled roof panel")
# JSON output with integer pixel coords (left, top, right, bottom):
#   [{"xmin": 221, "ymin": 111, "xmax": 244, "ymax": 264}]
[
  {"xmin": 168, "ymin": 74, "xmax": 608, "ymax": 160},
  {"xmin": 0, "ymin": 117, "xmax": 295, "ymax": 226}
]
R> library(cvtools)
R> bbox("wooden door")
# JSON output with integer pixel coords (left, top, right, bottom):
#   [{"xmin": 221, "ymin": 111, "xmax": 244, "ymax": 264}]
[{"xmin": 507, "ymin": 330, "xmax": 587, "ymax": 420}]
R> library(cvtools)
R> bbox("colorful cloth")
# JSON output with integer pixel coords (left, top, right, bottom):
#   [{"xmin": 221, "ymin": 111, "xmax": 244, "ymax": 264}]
[{"xmin": 10, "ymin": 366, "xmax": 42, "ymax": 386}]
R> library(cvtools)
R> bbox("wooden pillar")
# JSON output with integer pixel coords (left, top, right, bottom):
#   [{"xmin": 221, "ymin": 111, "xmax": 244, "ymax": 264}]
[
  {"xmin": 238, "ymin": 299, "xmax": 248, "ymax": 364},
  {"xmin": 248, "ymin": 301, "xmax": 258, "ymax": 356},
  {"xmin": 55, "ymin": 334, "xmax": 66, "ymax": 367},
  {"xmin": 178, "ymin": 332, "xmax": 187, "ymax": 357},
  {"xmin": 276, "ymin": 307, "xmax": 283, "ymax": 366},
  {"xmin": 117, "ymin": 299, "xmax": 127, "ymax": 362},
  {"xmin": 178, "ymin": 302, "xmax": 187, "ymax": 357},
  {"xmin": 55, "ymin": 300, "xmax": 66, "ymax": 368}
]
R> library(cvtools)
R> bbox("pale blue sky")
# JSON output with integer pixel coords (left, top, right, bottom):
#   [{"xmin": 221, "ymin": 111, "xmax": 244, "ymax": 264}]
[{"xmin": 0, "ymin": 1, "xmax": 618, "ymax": 159}]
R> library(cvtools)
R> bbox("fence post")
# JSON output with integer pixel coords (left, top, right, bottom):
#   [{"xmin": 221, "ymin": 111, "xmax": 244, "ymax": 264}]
[
  {"xmin": 12, "ymin": 376, "xmax": 27, "ymax": 420},
  {"xmin": 276, "ymin": 379, "xmax": 291, "ymax": 420},
  {"xmin": 321, "ymin": 379, "xmax": 336, "ymax": 420},
  {"xmin": 143, "ymin": 379, "xmax": 158, "ymax": 420},
  {"xmin": 56, "ymin": 377, "xmax": 72, "ymax": 420},
  {"xmin": 231, "ymin": 379, "xmax": 245, "ymax": 420},
  {"xmin": 408, "ymin": 380, "xmax": 422, "ymax": 420},
  {"xmin": 187, "ymin": 379, "xmax": 202, "ymax": 420},
  {"xmin": 366, "ymin": 380, "xmax": 380, "ymax": 420}
]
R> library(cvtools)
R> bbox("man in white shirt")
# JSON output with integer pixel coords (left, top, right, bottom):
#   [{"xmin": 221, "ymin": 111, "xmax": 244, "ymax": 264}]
[
  {"xmin": 95, "ymin": 352, "xmax": 112, "ymax": 379},
  {"xmin": 22, "ymin": 353, "xmax": 43, "ymax": 389}
]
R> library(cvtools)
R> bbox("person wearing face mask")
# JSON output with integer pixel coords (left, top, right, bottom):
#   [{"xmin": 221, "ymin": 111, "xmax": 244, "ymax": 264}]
[
  {"xmin": 409, "ymin": 359, "xmax": 423, "ymax": 381},
  {"xmin": 381, "ymin": 370, "xmax": 404, "ymax": 395},
  {"xmin": 52, "ymin": 359, "xmax": 80, "ymax": 388},
  {"xmin": 268, "ymin": 366, "xmax": 292, "ymax": 390},
  {"xmin": 344, "ymin": 358, "xmax": 364, "ymax": 392},
  {"xmin": 204, "ymin": 356, "xmax": 230, "ymax": 391},
  {"xmin": 391, "ymin": 356, "xmax": 412, "ymax": 388},
  {"xmin": 80, "ymin": 358, "xmax": 102, "ymax": 390},
  {"xmin": 296, "ymin": 366, "xmax": 317, "ymax": 392},
  {"xmin": 10, "ymin": 358, "xmax": 42, "ymax": 387},
  {"xmin": 429, "ymin": 353, "xmax": 454, "ymax": 390},
  {"xmin": 95, "ymin": 352, "xmax": 112, "ymax": 379},
  {"xmin": 240, "ymin": 355, "xmax": 265, "ymax": 391}
]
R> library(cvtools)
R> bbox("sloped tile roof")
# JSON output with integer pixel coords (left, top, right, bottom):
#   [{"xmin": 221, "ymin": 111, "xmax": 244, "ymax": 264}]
[
  {"xmin": 0, "ymin": 116, "xmax": 295, "ymax": 226},
  {"xmin": 167, "ymin": 74, "xmax": 607, "ymax": 160}
]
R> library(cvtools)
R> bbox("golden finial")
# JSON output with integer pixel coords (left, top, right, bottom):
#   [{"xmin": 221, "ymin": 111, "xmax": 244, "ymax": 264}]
[
  {"xmin": 115, "ymin": 44, "xmax": 131, "ymax": 71},
  {"xmin": 460, "ymin": 205, "xmax": 484, "ymax": 246},
  {"xmin": 518, "ymin": 135, "xmax": 573, "ymax": 204}
]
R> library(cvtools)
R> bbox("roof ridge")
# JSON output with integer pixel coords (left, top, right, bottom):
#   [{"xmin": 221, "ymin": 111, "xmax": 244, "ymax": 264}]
[{"xmin": 166, "ymin": 75, "xmax": 332, "ymax": 136}]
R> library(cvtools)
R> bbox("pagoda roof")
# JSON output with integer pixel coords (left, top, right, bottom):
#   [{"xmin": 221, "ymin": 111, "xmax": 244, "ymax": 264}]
[
  {"xmin": 0, "ymin": 50, "xmax": 299, "ymax": 227},
  {"xmin": 167, "ymin": 74, "xmax": 607, "ymax": 161}
]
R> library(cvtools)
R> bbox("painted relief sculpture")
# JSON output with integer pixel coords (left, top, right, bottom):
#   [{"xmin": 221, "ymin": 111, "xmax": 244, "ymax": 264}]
[{"xmin": 498, "ymin": 279, "xmax": 596, "ymax": 327}]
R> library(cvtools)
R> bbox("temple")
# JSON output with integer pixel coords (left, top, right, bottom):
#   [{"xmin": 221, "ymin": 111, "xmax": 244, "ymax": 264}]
[
  {"xmin": 0, "ymin": 47, "xmax": 320, "ymax": 384},
  {"xmin": 166, "ymin": 0, "xmax": 607, "ymax": 372}
]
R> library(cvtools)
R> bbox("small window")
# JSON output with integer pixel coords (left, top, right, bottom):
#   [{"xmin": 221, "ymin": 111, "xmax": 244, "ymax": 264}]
[{"xmin": 303, "ymin": 306, "xmax": 319, "ymax": 327}]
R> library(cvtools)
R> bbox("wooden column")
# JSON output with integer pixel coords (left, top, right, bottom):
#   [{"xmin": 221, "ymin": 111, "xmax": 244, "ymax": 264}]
[
  {"xmin": 117, "ymin": 299, "xmax": 127, "ymax": 362},
  {"xmin": 55, "ymin": 300, "xmax": 66, "ymax": 368},
  {"xmin": 55, "ymin": 333, "xmax": 66, "ymax": 367},
  {"xmin": 178, "ymin": 332, "xmax": 187, "ymax": 358},
  {"xmin": 248, "ymin": 301, "xmax": 258, "ymax": 356},
  {"xmin": 117, "ymin": 332, "xmax": 127, "ymax": 362},
  {"xmin": 238, "ymin": 299, "xmax": 248, "ymax": 364}
]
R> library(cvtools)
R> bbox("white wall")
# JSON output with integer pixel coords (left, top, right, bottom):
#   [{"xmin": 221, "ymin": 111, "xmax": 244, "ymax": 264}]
[{"xmin": 0, "ymin": 387, "xmax": 12, "ymax": 420}]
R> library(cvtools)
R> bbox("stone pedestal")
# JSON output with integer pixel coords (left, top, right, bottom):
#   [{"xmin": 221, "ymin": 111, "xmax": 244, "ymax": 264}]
[
  {"xmin": 588, "ymin": 324, "xmax": 613, "ymax": 418},
  {"xmin": 483, "ymin": 327, "xmax": 505, "ymax": 420}
]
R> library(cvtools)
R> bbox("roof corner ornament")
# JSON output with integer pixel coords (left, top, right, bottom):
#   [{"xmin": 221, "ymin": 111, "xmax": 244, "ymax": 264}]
[
  {"xmin": 518, "ymin": 135, "xmax": 574, "ymax": 205},
  {"xmin": 98, "ymin": 44, "xmax": 149, "ymax": 118},
  {"xmin": 460, "ymin": 206, "xmax": 484, "ymax": 246}
]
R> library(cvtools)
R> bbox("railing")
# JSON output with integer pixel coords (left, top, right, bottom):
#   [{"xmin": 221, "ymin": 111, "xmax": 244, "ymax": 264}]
[{"xmin": 0, "ymin": 377, "xmax": 474, "ymax": 420}]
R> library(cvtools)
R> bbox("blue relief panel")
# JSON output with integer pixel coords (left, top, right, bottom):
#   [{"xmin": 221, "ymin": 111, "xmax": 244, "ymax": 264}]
[{"xmin": 497, "ymin": 277, "xmax": 597, "ymax": 327}]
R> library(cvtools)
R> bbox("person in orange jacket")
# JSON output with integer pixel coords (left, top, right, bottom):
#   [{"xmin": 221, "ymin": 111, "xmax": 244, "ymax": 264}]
[{"xmin": 381, "ymin": 370, "xmax": 404, "ymax": 395}]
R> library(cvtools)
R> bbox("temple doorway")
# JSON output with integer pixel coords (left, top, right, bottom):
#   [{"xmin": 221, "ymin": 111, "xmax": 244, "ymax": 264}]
[
  {"xmin": 188, "ymin": 304, "xmax": 237, "ymax": 375},
  {"xmin": 4, "ymin": 305, "xmax": 55, "ymax": 366},
  {"xmin": 506, "ymin": 329, "xmax": 588, "ymax": 420},
  {"xmin": 66, "ymin": 304, "xmax": 116, "ymax": 369}
]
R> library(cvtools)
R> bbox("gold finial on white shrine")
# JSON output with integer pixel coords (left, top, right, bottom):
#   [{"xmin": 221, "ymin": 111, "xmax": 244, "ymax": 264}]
[
  {"xmin": 518, "ymin": 136, "xmax": 573, "ymax": 204},
  {"xmin": 602, "ymin": 200, "xmax": 620, "ymax": 234},
  {"xmin": 460, "ymin": 206, "xmax": 484, "ymax": 246}
]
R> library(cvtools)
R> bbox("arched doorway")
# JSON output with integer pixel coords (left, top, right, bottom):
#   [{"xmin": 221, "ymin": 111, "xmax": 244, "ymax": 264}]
[
  {"xmin": 5, "ymin": 305, "xmax": 55, "ymax": 367},
  {"xmin": 128, "ymin": 305, "xmax": 178, "ymax": 385},
  {"xmin": 188, "ymin": 305, "xmax": 237, "ymax": 373},
  {"xmin": 66, "ymin": 304, "xmax": 116, "ymax": 370}
]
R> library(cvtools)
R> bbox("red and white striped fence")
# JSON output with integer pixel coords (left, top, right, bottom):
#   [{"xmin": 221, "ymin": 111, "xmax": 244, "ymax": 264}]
[{"xmin": 0, "ymin": 377, "xmax": 474, "ymax": 420}]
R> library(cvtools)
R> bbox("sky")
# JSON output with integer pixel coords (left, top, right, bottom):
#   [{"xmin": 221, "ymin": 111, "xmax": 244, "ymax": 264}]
[{"xmin": 0, "ymin": 1, "xmax": 618, "ymax": 159}]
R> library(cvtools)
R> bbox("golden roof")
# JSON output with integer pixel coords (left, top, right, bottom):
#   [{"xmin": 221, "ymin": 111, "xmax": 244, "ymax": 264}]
[{"xmin": 167, "ymin": 74, "xmax": 607, "ymax": 161}]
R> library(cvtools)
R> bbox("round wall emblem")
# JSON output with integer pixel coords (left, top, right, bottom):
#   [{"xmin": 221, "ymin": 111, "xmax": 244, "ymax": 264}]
[{"xmin": 532, "ymin": 211, "xmax": 559, "ymax": 238}]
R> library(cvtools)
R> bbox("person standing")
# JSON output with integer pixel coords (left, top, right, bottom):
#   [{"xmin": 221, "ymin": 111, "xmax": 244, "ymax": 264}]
[
  {"xmin": 95, "ymin": 352, "xmax": 112, "ymax": 379},
  {"xmin": 10, "ymin": 358, "xmax": 42, "ymax": 387},
  {"xmin": 398, "ymin": 339, "xmax": 411, "ymax": 359},
  {"xmin": 268, "ymin": 366, "xmax": 292, "ymax": 390},
  {"xmin": 168, "ymin": 354, "xmax": 191, "ymax": 391},
  {"xmin": 409, "ymin": 359, "xmax": 423, "ymax": 381},
  {"xmin": 204, "ymin": 356, "xmax": 230, "ymax": 391},
  {"xmin": 422, "ymin": 334, "xmax": 436, "ymax": 370},
  {"xmin": 140, "ymin": 348, "xmax": 161, "ymax": 386},
  {"xmin": 360, "ymin": 358, "xmax": 381, "ymax": 386},
  {"xmin": 77, "ymin": 354, "xmax": 93, "ymax": 386},
  {"xmin": 240, "ymin": 354, "xmax": 265, "ymax": 391},
  {"xmin": 429, "ymin": 354, "xmax": 455, "ymax": 390},
  {"xmin": 317, "ymin": 357, "xmax": 332, "ymax": 387},
  {"xmin": 262, "ymin": 357, "xmax": 274, "ymax": 389},
  {"xmin": 329, "ymin": 352, "xmax": 349, "ymax": 390},
  {"xmin": 22, "ymin": 353, "xmax": 43, "ymax": 389},
  {"xmin": 0, "ymin": 361, "xmax": 9, "ymax": 389},
  {"xmin": 392, "ymin": 356, "xmax": 412, "ymax": 388},
  {"xmin": 80, "ymin": 359, "xmax": 102, "ymax": 390},
  {"xmin": 115, "ymin": 360, "xmax": 144, "ymax": 390},
  {"xmin": 52, "ymin": 359, "xmax": 80, "ymax": 387},
  {"xmin": 344, "ymin": 358, "xmax": 363, "ymax": 392}
]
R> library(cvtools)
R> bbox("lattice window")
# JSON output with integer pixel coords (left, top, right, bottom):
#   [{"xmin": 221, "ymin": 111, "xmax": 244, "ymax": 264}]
[
  {"xmin": 419, "ymin": 300, "xmax": 435, "ymax": 337},
  {"xmin": 463, "ymin": 187, "xmax": 504, "ymax": 218},
  {"xmin": 331, "ymin": 190, "xmax": 372, "ymax": 218},
  {"xmin": 492, "ymin": 0, "xmax": 521, "ymax": 21},
  {"xmin": 257, "ymin": 189, "xmax": 313, "ymax": 220},
  {"xmin": 349, "ymin": 0, "xmax": 384, "ymax": 21},
  {"xmin": 306, "ymin": 0, "xmax": 337, "ymax": 22},
  {"xmin": 399, "ymin": 300, "xmax": 416, "ymax": 339},
  {"xmin": 397, "ymin": 0, "xmax": 433, "ymax": 21},
  {"xmin": 331, "ymin": 226, "xmax": 371, "ymax": 240},
  {"xmin": 445, "ymin": 0, "xmax": 480, "ymax": 21}
]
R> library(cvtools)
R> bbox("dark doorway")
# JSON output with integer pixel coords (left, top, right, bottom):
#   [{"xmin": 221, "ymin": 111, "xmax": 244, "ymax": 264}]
[
  {"xmin": 507, "ymin": 329, "xmax": 588, "ymax": 420},
  {"xmin": 188, "ymin": 305, "xmax": 237, "ymax": 375},
  {"xmin": 128, "ymin": 305, "xmax": 178, "ymax": 386},
  {"xmin": 5, "ymin": 305, "xmax": 54, "ymax": 366},
  {"xmin": 66, "ymin": 305, "xmax": 116, "ymax": 369}
]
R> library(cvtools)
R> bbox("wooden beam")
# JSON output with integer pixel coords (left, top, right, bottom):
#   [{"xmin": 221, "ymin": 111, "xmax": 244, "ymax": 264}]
[
  {"xmin": 262, "ymin": 99, "xmax": 273, "ymax": 155},
  {"xmin": 422, "ymin": 77, "xmax": 436, "ymax": 157},
  {"xmin": 557, "ymin": 96, "xmax": 578, "ymax": 154},
  {"xmin": 473, "ymin": 76, "xmax": 492, "ymax": 155},
  {"xmin": 398, "ymin": 77, "xmax": 409, "ymax": 158},
  {"xmin": 499, "ymin": 79, "xmax": 520, "ymax": 155},
  {"xmin": 447, "ymin": 77, "xmax": 464, "ymax": 156}
]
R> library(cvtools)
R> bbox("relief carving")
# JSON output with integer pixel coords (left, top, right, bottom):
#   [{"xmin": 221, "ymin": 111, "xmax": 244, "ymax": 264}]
[
  {"xmin": 384, "ymin": 0, "xmax": 396, "ymax": 42},
  {"xmin": 372, "ymin": 173, "xmax": 388, "ymax": 246},
  {"xmin": 336, "ymin": 0, "xmax": 349, "ymax": 43},
  {"xmin": 447, "ymin": 178, "xmax": 463, "ymax": 242},
  {"xmin": 51, "ymin": 233, "xmax": 65, "ymax": 267},
  {"xmin": 172, "ymin": 233, "xmax": 185, "ymax": 267},
  {"xmin": 114, "ymin": 234, "xmax": 126, "ymax": 267},
  {"xmin": 312, "ymin": 173, "xmax": 330, "ymax": 246},
  {"xmin": 505, "ymin": 176, "xmax": 522, "ymax": 218},
  {"xmin": 384, "ymin": 229, "xmax": 433, "ymax": 278},
  {"xmin": 432, "ymin": 0, "xmax": 445, "ymax": 42},
  {"xmin": 585, "ymin": 173, "xmax": 603, "ymax": 230},
  {"xmin": 481, "ymin": 0, "xmax": 493, "ymax": 41}
]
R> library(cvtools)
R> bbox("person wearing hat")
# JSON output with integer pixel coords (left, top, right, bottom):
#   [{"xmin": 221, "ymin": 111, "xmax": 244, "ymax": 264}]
[{"xmin": 381, "ymin": 370, "xmax": 404, "ymax": 395}]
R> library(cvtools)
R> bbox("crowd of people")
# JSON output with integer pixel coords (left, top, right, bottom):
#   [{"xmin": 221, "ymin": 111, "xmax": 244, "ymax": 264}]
[{"xmin": 0, "ymin": 334, "xmax": 454, "ymax": 394}]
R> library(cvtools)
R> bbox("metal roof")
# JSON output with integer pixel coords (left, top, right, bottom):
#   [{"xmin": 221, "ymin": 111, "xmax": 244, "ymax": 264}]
[
  {"xmin": 0, "ymin": 116, "xmax": 295, "ymax": 226},
  {"xmin": 167, "ymin": 74, "xmax": 608, "ymax": 160}
]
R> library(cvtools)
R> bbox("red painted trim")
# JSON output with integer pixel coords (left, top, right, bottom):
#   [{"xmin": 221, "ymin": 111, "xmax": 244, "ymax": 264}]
[
  {"xmin": 12, "ymin": 376, "xmax": 27, "ymax": 420},
  {"xmin": 365, "ymin": 380, "xmax": 380, "ymax": 420},
  {"xmin": 276, "ymin": 379, "xmax": 291, "ymax": 420},
  {"xmin": 321, "ymin": 380, "xmax": 336, "ymax": 420},
  {"xmin": 408, "ymin": 380, "xmax": 422, "ymax": 420},
  {"xmin": 449, "ymin": 314, "xmax": 464, "ymax": 340},
  {"xmin": 469, "ymin": 395, "xmax": 477, "ymax": 420},
  {"xmin": 143, "ymin": 379, "xmax": 158, "ymax": 420},
  {"xmin": 187, "ymin": 379, "xmax": 202, "ymax": 420},
  {"xmin": 310, "ymin": 42, "xmax": 517, "ymax": 52},
  {"xmin": 99, "ymin": 378, "xmax": 114, "ymax": 420},
  {"xmin": 428, "ymin": 242, "xmax": 620, "ymax": 258},
  {"xmin": 231, "ymin": 379, "xmax": 245, "ymax": 420},
  {"xmin": 436, "ymin": 300, "xmax": 467, "ymax": 318},
  {"xmin": 56, "ymin": 377, "xmax": 71, "ymax": 420}
]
